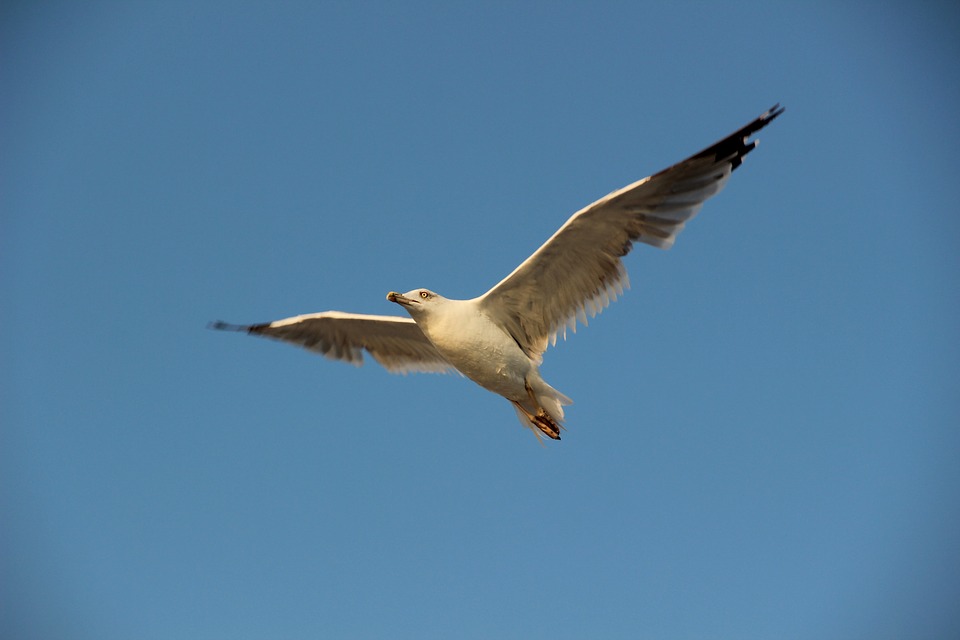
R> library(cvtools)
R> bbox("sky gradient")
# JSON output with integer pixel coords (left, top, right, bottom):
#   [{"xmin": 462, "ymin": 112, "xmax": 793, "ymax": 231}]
[{"xmin": 3, "ymin": 2, "xmax": 959, "ymax": 638}]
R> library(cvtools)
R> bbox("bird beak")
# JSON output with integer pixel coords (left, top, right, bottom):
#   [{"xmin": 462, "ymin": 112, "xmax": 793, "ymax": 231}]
[{"xmin": 387, "ymin": 291, "xmax": 417, "ymax": 306}]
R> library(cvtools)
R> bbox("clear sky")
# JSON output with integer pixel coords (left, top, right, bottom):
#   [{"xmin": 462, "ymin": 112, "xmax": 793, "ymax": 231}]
[{"xmin": 3, "ymin": 2, "xmax": 958, "ymax": 638}]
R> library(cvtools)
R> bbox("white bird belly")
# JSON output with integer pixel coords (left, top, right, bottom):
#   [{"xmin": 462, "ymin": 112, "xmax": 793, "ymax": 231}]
[{"xmin": 420, "ymin": 306, "xmax": 533, "ymax": 400}]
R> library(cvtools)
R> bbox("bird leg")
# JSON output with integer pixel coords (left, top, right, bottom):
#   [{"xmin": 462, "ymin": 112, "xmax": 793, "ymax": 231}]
[{"xmin": 511, "ymin": 399, "xmax": 537, "ymax": 422}]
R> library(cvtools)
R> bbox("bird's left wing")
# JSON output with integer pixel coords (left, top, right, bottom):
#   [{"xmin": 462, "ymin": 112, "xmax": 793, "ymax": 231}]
[
  {"xmin": 479, "ymin": 105, "xmax": 783, "ymax": 360},
  {"xmin": 210, "ymin": 311, "xmax": 455, "ymax": 374}
]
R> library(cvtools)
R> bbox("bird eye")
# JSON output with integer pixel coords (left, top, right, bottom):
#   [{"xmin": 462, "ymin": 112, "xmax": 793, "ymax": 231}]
[{"xmin": 420, "ymin": 291, "xmax": 429, "ymax": 299}]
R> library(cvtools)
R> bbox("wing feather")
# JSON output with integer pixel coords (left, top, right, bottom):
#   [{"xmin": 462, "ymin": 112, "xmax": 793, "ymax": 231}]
[
  {"xmin": 210, "ymin": 311, "xmax": 454, "ymax": 374},
  {"xmin": 479, "ymin": 105, "xmax": 784, "ymax": 359}
]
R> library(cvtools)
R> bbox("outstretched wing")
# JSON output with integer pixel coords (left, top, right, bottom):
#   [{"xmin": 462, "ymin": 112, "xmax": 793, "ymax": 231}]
[
  {"xmin": 210, "ymin": 311, "xmax": 455, "ymax": 374},
  {"xmin": 479, "ymin": 104, "xmax": 784, "ymax": 359}
]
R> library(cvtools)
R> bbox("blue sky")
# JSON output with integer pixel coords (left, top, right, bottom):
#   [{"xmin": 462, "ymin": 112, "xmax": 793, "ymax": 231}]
[{"xmin": 3, "ymin": 2, "xmax": 958, "ymax": 638}]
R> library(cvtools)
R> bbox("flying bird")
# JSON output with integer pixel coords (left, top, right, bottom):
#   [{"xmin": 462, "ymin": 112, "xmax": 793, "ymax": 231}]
[{"xmin": 212, "ymin": 105, "xmax": 783, "ymax": 441}]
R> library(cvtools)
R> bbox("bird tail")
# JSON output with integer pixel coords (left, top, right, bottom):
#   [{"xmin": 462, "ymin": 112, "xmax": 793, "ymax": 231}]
[{"xmin": 512, "ymin": 377, "xmax": 573, "ymax": 442}]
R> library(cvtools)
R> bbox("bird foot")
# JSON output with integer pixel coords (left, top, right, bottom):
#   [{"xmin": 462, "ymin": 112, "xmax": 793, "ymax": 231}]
[
  {"xmin": 512, "ymin": 399, "xmax": 562, "ymax": 440},
  {"xmin": 533, "ymin": 410, "xmax": 561, "ymax": 440}
]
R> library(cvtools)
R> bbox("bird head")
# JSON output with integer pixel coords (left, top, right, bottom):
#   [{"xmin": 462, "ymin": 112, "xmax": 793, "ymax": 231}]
[{"xmin": 386, "ymin": 288, "xmax": 445, "ymax": 318}]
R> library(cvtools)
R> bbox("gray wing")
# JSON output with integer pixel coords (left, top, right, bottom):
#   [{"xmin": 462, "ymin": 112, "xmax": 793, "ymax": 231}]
[
  {"xmin": 210, "ymin": 311, "xmax": 455, "ymax": 374},
  {"xmin": 478, "ymin": 105, "xmax": 784, "ymax": 360}
]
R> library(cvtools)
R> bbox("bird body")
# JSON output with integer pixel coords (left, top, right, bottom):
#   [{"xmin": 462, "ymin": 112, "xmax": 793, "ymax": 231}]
[
  {"xmin": 401, "ymin": 294, "xmax": 530, "ymax": 399},
  {"xmin": 212, "ymin": 105, "xmax": 784, "ymax": 441},
  {"xmin": 386, "ymin": 290, "xmax": 571, "ymax": 439}
]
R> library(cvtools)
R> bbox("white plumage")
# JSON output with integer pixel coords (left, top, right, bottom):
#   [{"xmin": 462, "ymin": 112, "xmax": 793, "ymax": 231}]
[{"xmin": 213, "ymin": 105, "xmax": 783, "ymax": 440}]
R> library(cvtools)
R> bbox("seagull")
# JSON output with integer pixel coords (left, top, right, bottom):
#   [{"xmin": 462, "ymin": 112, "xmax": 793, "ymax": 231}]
[{"xmin": 212, "ymin": 105, "xmax": 783, "ymax": 441}]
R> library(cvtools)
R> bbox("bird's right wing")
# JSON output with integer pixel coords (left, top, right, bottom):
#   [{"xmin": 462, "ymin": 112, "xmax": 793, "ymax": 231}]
[
  {"xmin": 478, "ymin": 105, "xmax": 783, "ymax": 360},
  {"xmin": 210, "ymin": 311, "xmax": 455, "ymax": 374}
]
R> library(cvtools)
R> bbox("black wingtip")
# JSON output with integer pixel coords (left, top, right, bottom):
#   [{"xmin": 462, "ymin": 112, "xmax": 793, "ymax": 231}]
[
  {"xmin": 702, "ymin": 103, "xmax": 785, "ymax": 171},
  {"xmin": 737, "ymin": 103, "xmax": 785, "ymax": 143},
  {"xmin": 208, "ymin": 320, "xmax": 247, "ymax": 332},
  {"xmin": 764, "ymin": 103, "xmax": 786, "ymax": 122}
]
